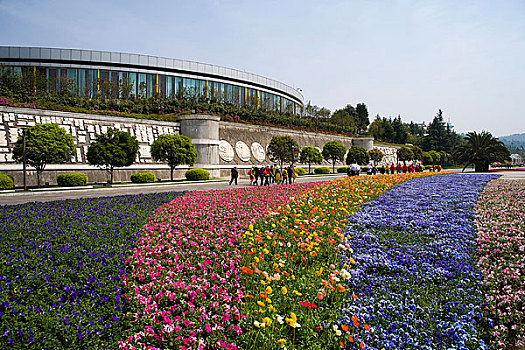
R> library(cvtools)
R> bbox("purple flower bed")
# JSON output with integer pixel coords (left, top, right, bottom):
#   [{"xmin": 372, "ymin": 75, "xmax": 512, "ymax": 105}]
[
  {"xmin": 0, "ymin": 192, "xmax": 184, "ymax": 349},
  {"xmin": 340, "ymin": 174, "xmax": 499, "ymax": 349}
]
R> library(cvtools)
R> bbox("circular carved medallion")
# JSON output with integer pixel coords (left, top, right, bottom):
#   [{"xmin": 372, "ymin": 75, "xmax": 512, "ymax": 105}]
[
  {"xmin": 235, "ymin": 141, "xmax": 251, "ymax": 162},
  {"xmin": 219, "ymin": 140, "xmax": 234, "ymax": 162},
  {"xmin": 251, "ymin": 142, "xmax": 266, "ymax": 162}
]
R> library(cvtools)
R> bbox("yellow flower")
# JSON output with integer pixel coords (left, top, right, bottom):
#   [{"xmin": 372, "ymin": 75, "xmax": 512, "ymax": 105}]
[
  {"xmin": 257, "ymin": 301, "xmax": 265, "ymax": 307},
  {"xmin": 281, "ymin": 286, "xmax": 287, "ymax": 295},
  {"xmin": 315, "ymin": 267, "xmax": 323, "ymax": 277},
  {"xmin": 293, "ymin": 290, "xmax": 302, "ymax": 296},
  {"xmin": 265, "ymin": 286, "xmax": 273, "ymax": 294},
  {"xmin": 249, "ymin": 224, "xmax": 254, "ymax": 231},
  {"xmin": 254, "ymin": 256, "xmax": 260, "ymax": 262},
  {"xmin": 277, "ymin": 338, "xmax": 286, "ymax": 344},
  {"xmin": 262, "ymin": 317, "xmax": 272, "ymax": 326},
  {"xmin": 266, "ymin": 297, "xmax": 272, "ymax": 304},
  {"xmin": 263, "ymin": 248, "xmax": 269, "ymax": 254},
  {"xmin": 269, "ymin": 304, "xmax": 276, "ymax": 312},
  {"xmin": 285, "ymin": 313, "xmax": 301, "ymax": 328}
]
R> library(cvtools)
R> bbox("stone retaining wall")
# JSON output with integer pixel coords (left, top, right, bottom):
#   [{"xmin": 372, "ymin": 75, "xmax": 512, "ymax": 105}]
[{"xmin": 0, "ymin": 106, "xmax": 396, "ymax": 186}]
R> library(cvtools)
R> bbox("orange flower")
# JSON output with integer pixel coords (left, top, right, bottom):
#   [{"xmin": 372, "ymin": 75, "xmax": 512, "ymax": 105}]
[
  {"xmin": 339, "ymin": 341, "xmax": 344, "ymax": 348},
  {"xmin": 241, "ymin": 266, "xmax": 253, "ymax": 274},
  {"xmin": 360, "ymin": 342, "xmax": 364, "ymax": 349},
  {"xmin": 336, "ymin": 283, "xmax": 345, "ymax": 292},
  {"xmin": 352, "ymin": 293, "xmax": 358, "ymax": 300},
  {"xmin": 245, "ymin": 294, "xmax": 254, "ymax": 299},
  {"xmin": 364, "ymin": 324, "xmax": 370, "ymax": 331},
  {"xmin": 341, "ymin": 324, "xmax": 349, "ymax": 332},
  {"xmin": 348, "ymin": 335, "xmax": 354, "ymax": 342},
  {"xmin": 351, "ymin": 315, "xmax": 358, "ymax": 323}
]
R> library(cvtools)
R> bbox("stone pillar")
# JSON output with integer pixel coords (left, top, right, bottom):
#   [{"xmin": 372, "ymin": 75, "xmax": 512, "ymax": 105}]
[
  {"xmin": 177, "ymin": 114, "xmax": 220, "ymax": 174},
  {"xmin": 352, "ymin": 137, "xmax": 374, "ymax": 151}
]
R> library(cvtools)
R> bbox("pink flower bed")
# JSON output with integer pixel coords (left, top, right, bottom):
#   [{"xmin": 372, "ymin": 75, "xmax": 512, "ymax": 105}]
[
  {"xmin": 475, "ymin": 178, "xmax": 525, "ymax": 348},
  {"xmin": 119, "ymin": 184, "xmax": 321, "ymax": 350}
]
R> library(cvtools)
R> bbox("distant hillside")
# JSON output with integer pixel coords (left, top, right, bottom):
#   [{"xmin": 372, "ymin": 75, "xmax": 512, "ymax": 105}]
[{"xmin": 499, "ymin": 133, "xmax": 525, "ymax": 153}]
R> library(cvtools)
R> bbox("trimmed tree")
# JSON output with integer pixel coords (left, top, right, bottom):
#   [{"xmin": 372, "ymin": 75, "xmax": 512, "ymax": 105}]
[
  {"xmin": 428, "ymin": 150, "xmax": 441, "ymax": 166},
  {"xmin": 323, "ymin": 141, "xmax": 347, "ymax": 173},
  {"xmin": 86, "ymin": 128, "xmax": 139, "ymax": 184},
  {"xmin": 267, "ymin": 136, "xmax": 300, "ymax": 169},
  {"xmin": 300, "ymin": 146, "xmax": 323, "ymax": 174},
  {"xmin": 410, "ymin": 145, "xmax": 423, "ymax": 162},
  {"xmin": 12, "ymin": 123, "xmax": 75, "ymax": 187},
  {"xmin": 397, "ymin": 146, "xmax": 414, "ymax": 162},
  {"xmin": 345, "ymin": 145, "xmax": 369, "ymax": 166},
  {"xmin": 422, "ymin": 151, "xmax": 434, "ymax": 166},
  {"xmin": 150, "ymin": 134, "xmax": 198, "ymax": 181},
  {"xmin": 368, "ymin": 148, "xmax": 384, "ymax": 166},
  {"xmin": 453, "ymin": 131, "xmax": 510, "ymax": 172}
]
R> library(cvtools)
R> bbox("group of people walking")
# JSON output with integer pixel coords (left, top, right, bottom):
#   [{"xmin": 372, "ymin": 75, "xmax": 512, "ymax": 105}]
[{"xmin": 229, "ymin": 165, "xmax": 298, "ymax": 186}]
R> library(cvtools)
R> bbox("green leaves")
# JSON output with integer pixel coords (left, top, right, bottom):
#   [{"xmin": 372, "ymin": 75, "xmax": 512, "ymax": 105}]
[
  {"xmin": 86, "ymin": 128, "xmax": 139, "ymax": 183},
  {"xmin": 150, "ymin": 134, "xmax": 198, "ymax": 180},
  {"xmin": 345, "ymin": 146, "xmax": 369, "ymax": 166},
  {"xmin": 12, "ymin": 123, "xmax": 75, "ymax": 171},
  {"xmin": 267, "ymin": 136, "xmax": 300, "ymax": 168},
  {"xmin": 453, "ymin": 131, "xmax": 510, "ymax": 172}
]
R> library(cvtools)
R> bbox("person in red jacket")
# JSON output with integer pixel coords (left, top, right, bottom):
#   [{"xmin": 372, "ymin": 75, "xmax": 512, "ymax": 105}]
[
  {"xmin": 390, "ymin": 163, "xmax": 395, "ymax": 174},
  {"xmin": 402, "ymin": 163, "xmax": 408, "ymax": 173}
]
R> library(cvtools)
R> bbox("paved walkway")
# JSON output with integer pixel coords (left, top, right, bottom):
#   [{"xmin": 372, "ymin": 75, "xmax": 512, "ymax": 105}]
[
  {"xmin": 1, "ymin": 170, "xmax": 522, "ymax": 206},
  {"xmin": 0, "ymin": 174, "xmax": 346, "ymax": 206}
]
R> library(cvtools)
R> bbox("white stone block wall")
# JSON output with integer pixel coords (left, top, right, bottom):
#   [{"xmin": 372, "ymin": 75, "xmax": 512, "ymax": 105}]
[{"xmin": 0, "ymin": 107, "xmax": 180, "ymax": 165}]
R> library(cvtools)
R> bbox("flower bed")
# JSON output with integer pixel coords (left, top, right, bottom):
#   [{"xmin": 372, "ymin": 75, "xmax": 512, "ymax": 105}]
[
  {"xmin": 237, "ymin": 173, "xmax": 437, "ymax": 349},
  {"xmin": 119, "ymin": 184, "xmax": 321, "ymax": 350},
  {"xmin": 0, "ymin": 192, "xmax": 184, "ymax": 349},
  {"xmin": 475, "ymin": 179, "xmax": 525, "ymax": 348},
  {"xmin": 340, "ymin": 174, "xmax": 499, "ymax": 349}
]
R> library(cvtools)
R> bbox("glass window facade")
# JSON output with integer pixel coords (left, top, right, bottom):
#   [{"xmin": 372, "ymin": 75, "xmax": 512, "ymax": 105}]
[{"xmin": 2, "ymin": 65, "xmax": 302, "ymax": 115}]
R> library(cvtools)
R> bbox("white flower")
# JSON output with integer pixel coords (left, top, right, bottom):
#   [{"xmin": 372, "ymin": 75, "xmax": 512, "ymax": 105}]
[
  {"xmin": 276, "ymin": 315, "xmax": 284, "ymax": 324},
  {"xmin": 341, "ymin": 269, "xmax": 351, "ymax": 279}
]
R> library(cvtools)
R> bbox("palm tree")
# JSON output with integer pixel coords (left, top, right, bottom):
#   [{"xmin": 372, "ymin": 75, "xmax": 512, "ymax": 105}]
[{"xmin": 453, "ymin": 131, "xmax": 510, "ymax": 172}]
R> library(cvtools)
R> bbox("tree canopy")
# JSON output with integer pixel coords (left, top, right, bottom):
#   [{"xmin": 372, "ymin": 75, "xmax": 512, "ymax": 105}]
[
  {"xmin": 86, "ymin": 128, "xmax": 139, "ymax": 183},
  {"xmin": 322, "ymin": 141, "xmax": 347, "ymax": 173},
  {"xmin": 346, "ymin": 146, "xmax": 370, "ymax": 166},
  {"xmin": 267, "ymin": 136, "xmax": 300, "ymax": 169},
  {"xmin": 12, "ymin": 123, "xmax": 75, "ymax": 187},
  {"xmin": 397, "ymin": 146, "xmax": 414, "ymax": 162},
  {"xmin": 368, "ymin": 148, "xmax": 384, "ymax": 165},
  {"xmin": 300, "ymin": 146, "xmax": 323, "ymax": 174},
  {"xmin": 151, "ymin": 134, "xmax": 198, "ymax": 181},
  {"xmin": 453, "ymin": 131, "xmax": 510, "ymax": 172}
]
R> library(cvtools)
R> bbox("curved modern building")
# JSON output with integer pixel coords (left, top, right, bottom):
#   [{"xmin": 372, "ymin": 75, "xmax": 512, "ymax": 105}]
[{"xmin": 0, "ymin": 46, "xmax": 303, "ymax": 115}]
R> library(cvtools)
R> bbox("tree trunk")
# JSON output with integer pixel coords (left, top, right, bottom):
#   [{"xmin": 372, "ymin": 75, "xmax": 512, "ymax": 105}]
[
  {"xmin": 170, "ymin": 167, "xmax": 174, "ymax": 181},
  {"xmin": 308, "ymin": 161, "xmax": 311, "ymax": 174},
  {"xmin": 110, "ymin": 166, "xmax": 114, "ymax": 184},
  {"xmin": 36, "ymin": 171, "xmax": 41, "ymax": 187},
  {"xmin": 332, "ymin": 159, "xmax": 336, "ymax": 174}
]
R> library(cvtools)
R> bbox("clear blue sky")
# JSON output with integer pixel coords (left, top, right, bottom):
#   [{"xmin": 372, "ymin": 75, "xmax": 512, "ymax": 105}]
[{"xmin": 1, "ymin": 0, "xmax": 523, "ymax": 137}]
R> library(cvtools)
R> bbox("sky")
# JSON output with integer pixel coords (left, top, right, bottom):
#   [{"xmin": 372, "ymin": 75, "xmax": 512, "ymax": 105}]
[{"xmin": 0, "ymin": 0, "xmax": 524, "ymax": 137}]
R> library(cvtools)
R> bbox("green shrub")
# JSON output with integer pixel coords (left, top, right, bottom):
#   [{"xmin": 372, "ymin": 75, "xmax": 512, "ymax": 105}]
[
  {"xmin": 314, "ymin": 167, "xmax": 330, "ymax": 174},
  {"xmin": 185, "ymin": 168, "xmax": 210, "ymax": 181},
  {"xmin": 57, "ymin": 172, "xmax": 88, "ymax": 186},
  {"xmin": 424, "ymin": 165, "xmax": 433, "ymax": 170},
  {"xmin": 0, "ymin": 174, "xmax": 14, "ymax": 190},
  {"xmin": 337, "ymin": 166, "xmax": 349, "ymax": 173},
  {"xmin": 296, "ymin": 167, "xmax": 306, "ymax": 176},
  {"xmin": 131, "ymin": 171, "xmax": 156, "ymax": 183}
]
